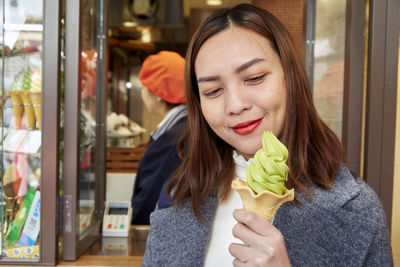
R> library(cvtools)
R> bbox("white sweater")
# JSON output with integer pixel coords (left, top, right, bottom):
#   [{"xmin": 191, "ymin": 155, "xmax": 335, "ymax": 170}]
[{"xmin": 204, "ymin": 151, "xmax": 253, "ymax": 266}]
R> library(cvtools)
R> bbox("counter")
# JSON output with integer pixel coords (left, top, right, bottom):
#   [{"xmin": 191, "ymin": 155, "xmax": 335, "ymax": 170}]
[
  {"xmin": 0, "ymin": 225, "xmax": 148, "ymax": 267},
  {"xmin": 59, "ymin": 225, "xmax": 149, "ymax": 267}
]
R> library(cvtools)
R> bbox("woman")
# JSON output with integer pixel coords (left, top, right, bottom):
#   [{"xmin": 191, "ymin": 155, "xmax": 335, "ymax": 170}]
[
  {"xmin": 131, "ymin": 51, "xmax": 187, "ymax": 225},
  {"xmin": 142, "ymin": 4, "xmax": 393, "ymax": 266}
]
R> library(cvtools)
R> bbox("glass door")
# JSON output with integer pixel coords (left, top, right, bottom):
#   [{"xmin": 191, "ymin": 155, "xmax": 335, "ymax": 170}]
[
  {"xmin": 304, "ymin": 0, "xmax": 365, "ymax": 175},
  {"xmin": 62, "ymin": 0, "xmax": 106, "ymax": 260},
  {"xmin": 311, "ymin": 0, "xmax": 346, "ymax": 141},
  {"xmin": 0, "ymin": 0, "xmax": 60, "ymax": 264},
  {"xmin": 304, "ymin": 0, "xmax": 399, "ymax": 237}
]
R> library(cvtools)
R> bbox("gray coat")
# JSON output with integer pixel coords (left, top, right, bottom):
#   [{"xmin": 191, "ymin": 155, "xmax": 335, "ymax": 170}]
[{"xmin": 142, "ymin": 165, "xmax": 393, "ymax": 266}]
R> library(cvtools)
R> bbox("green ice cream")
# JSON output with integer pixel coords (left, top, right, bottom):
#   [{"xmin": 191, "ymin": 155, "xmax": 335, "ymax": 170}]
[
  {"xmin": 246, "ymin": 131, "xmax": 289, "ymax": 195},
  {"xmin": 22, "ymin": 67, "xmax": 31, "ymax": 91}
]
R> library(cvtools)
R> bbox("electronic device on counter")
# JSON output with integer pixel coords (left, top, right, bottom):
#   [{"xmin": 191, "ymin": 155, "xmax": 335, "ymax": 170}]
[{"xmin": 102, "ymin": 201, "xmax": 132, "ymax": 237}]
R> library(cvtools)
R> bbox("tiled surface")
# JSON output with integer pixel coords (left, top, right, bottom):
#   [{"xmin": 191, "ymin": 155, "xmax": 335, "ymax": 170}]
[{"xmin": 254, "ymin": 0, "xmax": 304, "ymax": 55}]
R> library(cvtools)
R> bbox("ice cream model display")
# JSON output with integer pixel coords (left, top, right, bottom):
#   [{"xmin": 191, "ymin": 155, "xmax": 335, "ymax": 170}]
[
  {"xmin": 0, "ymin": 1, "xmax": 61, "ymax": 263},
  {"xmin": 2, "ymin": 164, "xmax": 22, "ymax": 235},
  {"xmin": 29, "ymin": 69, "xmax": 42, "ymax": 130},
  {"xmin": 9, "ymin": 90, "xmax": 24, "ymax": 129},
  {"xmin": 20, "ymin": 68, "xmax": 36, "ymax": 130},
  {"xmin": 2, "ymin": 66, "xmax": 42, "ymax": 258},
  {"xmin": 231, "ymin": 131, "xmax": 294, "ymax": 222},
  {"xmin": 8, "ymin": 68, "xmax": 42, "ymax": 130}
]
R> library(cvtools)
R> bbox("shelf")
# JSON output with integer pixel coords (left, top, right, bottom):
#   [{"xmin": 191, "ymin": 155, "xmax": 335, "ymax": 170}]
[
  {"xmin": 108, "ymin": 39, "xmax": 155, "ymax": 52},
  {"xmin": 2, "ymin": 129, "xmax": 41, "ymax": 154}
]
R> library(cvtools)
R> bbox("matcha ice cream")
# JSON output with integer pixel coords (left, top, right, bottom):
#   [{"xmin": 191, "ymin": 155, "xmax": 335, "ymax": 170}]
[
  {"xmin": 246, "ymin": 131, "xmax": 289, "ymax": 195},
  {"xmin": 231, "ymin": 131, "xmax": 294, "ymax": 221}
]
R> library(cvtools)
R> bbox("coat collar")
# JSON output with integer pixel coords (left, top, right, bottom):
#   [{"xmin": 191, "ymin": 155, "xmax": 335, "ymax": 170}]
[{"xmin": 299, "ymin": 164, "xmax": 361, "ymax": 208}]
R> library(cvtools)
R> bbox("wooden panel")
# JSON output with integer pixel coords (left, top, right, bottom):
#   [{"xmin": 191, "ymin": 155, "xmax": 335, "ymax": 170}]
[
  {"xmin": 364, "ymin": 0, "xmax": 398, "ymax": 230},
  {"xmin": 342, "ymin": 0, "xmax": 366, "ymax": 176},
  {"xmin": 106, "ymin": 145, "xmax": 147, "ymax": 173}
]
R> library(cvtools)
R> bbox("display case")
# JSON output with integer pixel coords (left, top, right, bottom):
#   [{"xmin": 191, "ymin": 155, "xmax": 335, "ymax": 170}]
[{"xmin": 0, "ymin": 0, "xmax": 60, "ymax": 265}]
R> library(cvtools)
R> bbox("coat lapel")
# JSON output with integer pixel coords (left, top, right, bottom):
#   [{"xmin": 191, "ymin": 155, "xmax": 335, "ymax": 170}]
[
  {"xmin": 145, "ymin": 194, "xmax": 218, "ymax": 266},
  {"xmin": 274, "ymin": 165, "xmax": 377, "ymax": 266}
]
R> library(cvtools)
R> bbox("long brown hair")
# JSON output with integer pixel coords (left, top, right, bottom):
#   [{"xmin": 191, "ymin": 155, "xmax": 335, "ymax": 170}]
[{"xmin": 168, "ymin": 4, "xmax": 342, "ymax": 218}]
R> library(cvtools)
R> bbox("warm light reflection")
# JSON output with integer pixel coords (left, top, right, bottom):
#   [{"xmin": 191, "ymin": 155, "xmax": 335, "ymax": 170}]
[
  {"xmin": 207, "ymin": 0, "xmax": 222, "ymax": 6},
  {"xmin": 141, "ymin": 28, "xmax": 151, "ymax": 43},
  {"xmin": 4, "ymin": 23, "xmax": 43, "ymax": 31}
]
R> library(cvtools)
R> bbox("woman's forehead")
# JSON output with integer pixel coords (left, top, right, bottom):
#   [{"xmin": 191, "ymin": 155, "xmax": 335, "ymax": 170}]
[{"xmin": 195, "ymin": 27, "xmax": 280, "ymax": 74}]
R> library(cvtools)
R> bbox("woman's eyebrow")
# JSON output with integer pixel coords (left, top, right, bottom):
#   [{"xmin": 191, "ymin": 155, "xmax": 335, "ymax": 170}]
[
  {"xmin": 197, "ymin": 75, "xmax": 221, "ymax": 83},
  {"xmin": 235, "ymin": 58, "xmax": 265, "ymax": 73},
  {"xmin": 197, "ymin": 58, "xmax": 265, "ymax": 83}
]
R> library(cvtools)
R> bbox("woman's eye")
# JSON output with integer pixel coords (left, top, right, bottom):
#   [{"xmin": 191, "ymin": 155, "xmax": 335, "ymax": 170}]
[
  {"xmin": 245, "ymin": 74, "xmax": 267, "ymax": 84},
  {"xmin": 204, "ymin": 88, "xmax": 222, "ymax": 97}
]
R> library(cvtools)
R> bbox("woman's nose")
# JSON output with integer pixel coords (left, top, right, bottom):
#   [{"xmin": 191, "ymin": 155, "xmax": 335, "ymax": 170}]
[{"xmin": 225, "ymin": 84, "xmax": 251, "ymax": 115}]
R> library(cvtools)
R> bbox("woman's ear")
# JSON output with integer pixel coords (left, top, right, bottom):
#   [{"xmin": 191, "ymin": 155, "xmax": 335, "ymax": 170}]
[{"xmin": 157, "ymin": 96, "xmax": 163, "ymax": 102}]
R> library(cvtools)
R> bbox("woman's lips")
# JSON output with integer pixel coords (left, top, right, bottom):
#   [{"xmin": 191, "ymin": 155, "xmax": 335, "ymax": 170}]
[{"xmin": 231, "ymin": 118, "xmax": 262, "ymax": 135}]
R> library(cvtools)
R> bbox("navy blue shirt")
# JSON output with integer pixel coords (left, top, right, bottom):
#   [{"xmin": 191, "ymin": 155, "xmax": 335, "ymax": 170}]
[{"xmin": 131, "ymin": 116, "xmax": 186, "ymax": 225}]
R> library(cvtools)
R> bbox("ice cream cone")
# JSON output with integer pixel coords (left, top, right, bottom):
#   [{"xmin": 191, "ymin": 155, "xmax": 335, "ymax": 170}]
[
  {"xmin": 9, "ymin": 90, "xmax": 24, "ymax": 128},
  {"xmin": 20, "ymin": 91, "xmax": 36, "ymax": 129},
  {"xmin": 2, "ymin": 164, "xmax": 21, "ymax": 235},
  {"xmin": 29, "ymin": 91, "xmax": 41, "ymax": 130},
  {"xmin": 2, "ymin": 163, "xmax": 22, "ymax": 197},
  {"xmin": 232, "ymin": 179, "xmax": 294, "ymax": 222},
  {"xmin": 0, "ymin": 95, "xmax": 3, "ymax": 125}
]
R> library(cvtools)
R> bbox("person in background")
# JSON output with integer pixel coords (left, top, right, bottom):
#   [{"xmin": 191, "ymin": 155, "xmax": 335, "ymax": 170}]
[
  {"xmin": 131, "ymin": 51, "xmax": 187, "ymax": 225},
  {"xmin": 142, "ymin": 4, "xmax": 393, "ymax": 266}
]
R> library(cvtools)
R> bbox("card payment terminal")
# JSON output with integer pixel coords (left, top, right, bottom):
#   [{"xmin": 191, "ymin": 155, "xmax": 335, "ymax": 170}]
[{"xmin": 102, "ymin": 201, "xmax": 132, "ymax": 237}]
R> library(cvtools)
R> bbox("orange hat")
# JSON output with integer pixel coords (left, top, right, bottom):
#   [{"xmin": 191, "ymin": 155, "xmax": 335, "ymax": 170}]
[{"xmin": 139, "ymin": 51, "xmax": 186, "ymax": 104}]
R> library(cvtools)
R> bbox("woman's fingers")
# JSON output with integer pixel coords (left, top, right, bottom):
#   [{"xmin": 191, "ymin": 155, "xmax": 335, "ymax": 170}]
[
  {"xmin": 229, "ymin": 243, "xmax": 253, "ymax": 264},
  {"xmin": 231, "ymin": 209, "xmax": 291, "ymax": 267},
  {"xmin": 232, "ymin": 221, "xmax": 261, "ymax": 247},
  {"xmin": 230, "ymin": 241, "xmax": 286, "ymax": 267},
  {"xmin": 233, "ymin": 209, "xmax": 278, "ymax": 237},
  {"xmin": 232, "ymin": 258, "xmax": 248, "ymax": 267}
]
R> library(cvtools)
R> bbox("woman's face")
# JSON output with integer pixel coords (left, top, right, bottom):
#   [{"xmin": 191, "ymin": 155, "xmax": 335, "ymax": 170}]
[{"xmin": 195, "ymin": 27, "xmax": 287, "ymax": 160}]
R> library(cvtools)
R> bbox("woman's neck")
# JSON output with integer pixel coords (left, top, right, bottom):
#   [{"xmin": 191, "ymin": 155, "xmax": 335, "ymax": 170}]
[{"xmin": 155, "ymin": 101, "xmax": 173, "ymax": 117}]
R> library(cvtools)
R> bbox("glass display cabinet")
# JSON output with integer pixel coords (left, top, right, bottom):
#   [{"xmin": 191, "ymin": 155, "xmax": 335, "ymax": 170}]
[{"xmin": 0, "ymin": 0, "xmax": 60, "ymax": 265}]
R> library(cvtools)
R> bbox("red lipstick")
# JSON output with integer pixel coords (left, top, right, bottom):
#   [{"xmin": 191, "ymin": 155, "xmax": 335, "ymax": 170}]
[{"xmin": 231, "ymin": 118, "xmax": 262, "ymax": 135}]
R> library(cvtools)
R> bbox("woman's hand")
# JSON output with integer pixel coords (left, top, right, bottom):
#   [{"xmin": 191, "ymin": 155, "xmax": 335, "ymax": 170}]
[{"xmin": 229, "ymin": 209, "xmax": 291, "ymax": 267}]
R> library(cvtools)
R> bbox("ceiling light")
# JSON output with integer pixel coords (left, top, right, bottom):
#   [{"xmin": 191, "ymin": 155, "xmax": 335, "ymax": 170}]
[{"xmin": 206, "ymin": 0, "xmax": 222, "ymax": 6}]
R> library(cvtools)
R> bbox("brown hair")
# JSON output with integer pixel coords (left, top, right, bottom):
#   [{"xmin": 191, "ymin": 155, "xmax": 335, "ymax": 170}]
[{"xmin": 168, "ymin": 4, "xmax": 342, "ymax": 218}]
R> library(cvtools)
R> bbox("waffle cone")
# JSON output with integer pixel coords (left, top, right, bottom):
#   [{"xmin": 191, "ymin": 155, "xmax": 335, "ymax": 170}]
[
  {"xmin": 3, "ymin": 164, "xmax": 14, "ymax": 185},
  {"xmin": 9, "ymin": 90, "xmax": 24, "ymax": 128},
  {"xmin": 20, "ymin": 91, "xmax": 36, "ymax": 129},
  {"xmin": 2, "ymin": 164, "xmax": 21, "ymax": 197},
  {"xmin": 29, "ymin": 91, "xmax": 42, "ymax": 130},
  {"xmin": 231, "ymin": 179, "xmax": 294, "ymax": 222}
]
